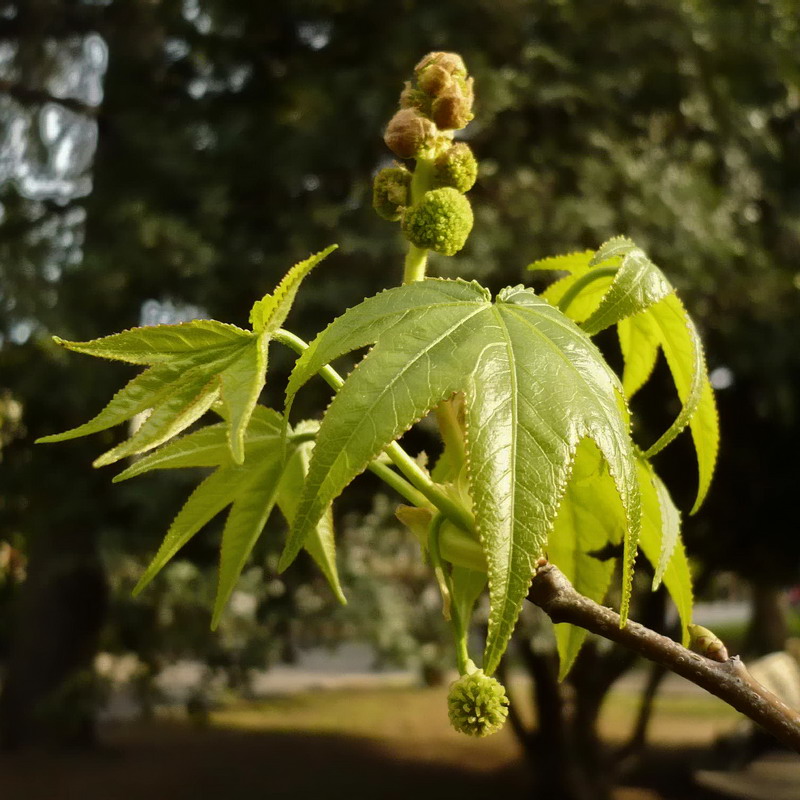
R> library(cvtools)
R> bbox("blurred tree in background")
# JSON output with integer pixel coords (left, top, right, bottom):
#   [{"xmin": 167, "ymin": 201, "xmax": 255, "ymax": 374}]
[{"xmin": 1, "ymin": 0, "xmax": 799, "ymax": 791}]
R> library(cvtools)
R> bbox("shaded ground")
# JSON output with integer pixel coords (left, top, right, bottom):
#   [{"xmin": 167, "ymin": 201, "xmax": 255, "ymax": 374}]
[{"xmin": 0, "ymin": 684, "xmax": 747, "ymax": 800}]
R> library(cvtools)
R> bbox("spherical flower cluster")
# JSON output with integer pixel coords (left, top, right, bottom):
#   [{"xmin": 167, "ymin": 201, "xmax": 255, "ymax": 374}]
[
  {"xmin": 372, "ymin": 165, "xmax": 411, "ymax": 221},
  {"xmin": 447, "ymin": 668, "xmax": 509, "ymax": 737},
  {"xmin": 434, "ymin": 143, "xmax": 478, "ymax": 194},
  {"xmin": 402, "ymin": 187, "xmax": 473, "ymax": 256}
]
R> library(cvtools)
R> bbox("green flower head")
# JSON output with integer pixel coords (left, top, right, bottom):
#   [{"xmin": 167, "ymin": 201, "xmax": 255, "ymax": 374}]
[
  {"xmin": 402, "ymin": 187, "xmax": 473, "ymax": 256},
  {"xmin": 447, "ymin": 667, "xmax": 509, "ymax": 737},
  {"xmin": 372, "ymin": 165, "xmax": 412, "ymax": 222},
  {"xmin": 434, "ymin": 143, "xmax": 478, "ymax": 194}
]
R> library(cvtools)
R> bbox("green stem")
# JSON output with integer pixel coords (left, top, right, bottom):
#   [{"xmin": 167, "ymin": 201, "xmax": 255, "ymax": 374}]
[
  {"xmin": 557, "ymin": 265, "xmax": 619, "ymax": 315},
  {"xmin": 428, "ymin": 515, "xmax": 471, "ymax": 674},
  {"xmin": 274, "ymin": 328, "xmax": 474, "ymax": 530},
  {"xmin": 384, "ymin": 442, "xmax": 475, "ymax": 533},
  {"xmin": 402, "ymin": 156, "xmax": 436, "ymax": 284},
  {"xmin": 403, "ymin": 245, "xmax": 428, "ymax": 284}
]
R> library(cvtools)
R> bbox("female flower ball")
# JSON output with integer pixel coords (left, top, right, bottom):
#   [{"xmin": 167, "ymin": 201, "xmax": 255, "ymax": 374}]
[
  {"xmin": 402, "ymin": 187, "xmax": 473, "ymax": 256},
  {"xmin": 447, "ymin": 668, "xmax": 509, "ymax": 737}
]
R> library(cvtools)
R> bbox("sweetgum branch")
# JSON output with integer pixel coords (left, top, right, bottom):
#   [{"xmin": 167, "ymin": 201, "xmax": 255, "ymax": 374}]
[{"xmin": 527, "ymin": 562, "xmax": 800, "ymax": 752}]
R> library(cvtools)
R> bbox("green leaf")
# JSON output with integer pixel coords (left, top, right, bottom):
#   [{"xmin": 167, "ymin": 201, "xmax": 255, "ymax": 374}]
[
  {"xmin": 42, "ymin": 248, "xmax": 336, "ymax": 463},
  {"xmin": 637, "ymin": 456, "xmax": 693, "ymax": 645},
  {"xmin": 282, "ymin": 279, "xmax": 640, "ymax": 675},
  {"xmin": 129, "ymin": 408, "xmax": 284, "ymax": 596},
  {"xmin": 250, "ymin": 245, "xmax": 337, "ymax": 334},
  {"xmin": 113, "ymin": 407, "xmax": 283, "ymax": 482},
  {"xmin": 548, "ymin": 439, "xmax": 625, "ymax": 679},
  {"xmin": 53, "ymin": 320, "xmax": 251, "ymax": 364},
  {"xmin": 92, "ymin": 366, "xmax": 222, "ymax": 467},
  {"xmin": 625, "ymin": 295, "xmax": 719, "ymax": 512},
  {"xmin": 542, "ymin": 271, "xmax": 615, "ymax": 323},
  {"xmin": 275, "ymin": 421, "xmax": 345, "ymax": 605},
  {"xmin": 582, "ymin": 246, "xmax": 672, "ymax": 336},
  {"xmin": 126, "ymin": 408, "xmax": 342, "ymax": 626},
  {"xmin": 212, "ymin": 456, "xmax": 284, "ymax": 628},
  {"xmin": 132, "ymin": 463, "xmax": 250, "ymax": 595},
  {"xmin": 40, "ymin": 326, "xmax": 263, "ymax": 464},
  {"xmin": 36, "ymin": 356, "xmax": 210, "ymax": 444},
  {"xmin": 617, "ymin": 313, "xmax": 661, "ymax": 398},
  {"xmin": 219, "ymin": 334, "xmax": 270, "ymax": 464},
  {"xmin": 527, "ymin": 250, "xmax": 594, "ymax": 275},
  {"xmin": 536, "ymin": 238, "xmax": 719, "ymax": 512}
]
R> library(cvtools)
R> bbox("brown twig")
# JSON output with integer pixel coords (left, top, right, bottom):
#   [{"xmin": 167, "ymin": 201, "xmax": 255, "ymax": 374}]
[{"xmin": 527, "ymin": 562, "xmax": 800, "ymax": 753}]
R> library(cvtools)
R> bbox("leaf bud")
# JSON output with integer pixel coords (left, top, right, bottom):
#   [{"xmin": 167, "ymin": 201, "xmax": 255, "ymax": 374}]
[
  {"xmin": 372, "ymin": 165, "xmax": 412, "ymax": 222},
  {"xmin": 688, "ymin": 623, "xmax": 729, "ymax": 662},
  {"xmin": 434, "ymin": 143, "xmax": 478, "ymax": 193},
  {"xmin": 447, "ymin": 666, "xmax": 509, "ymax": 737},
  {"xmin": 402, "ymin": 187, "xmax": 474, "ymax": 256},
  {"xmin": 384, "ymin": 108, "xmax": 437, "ymax": 159}
]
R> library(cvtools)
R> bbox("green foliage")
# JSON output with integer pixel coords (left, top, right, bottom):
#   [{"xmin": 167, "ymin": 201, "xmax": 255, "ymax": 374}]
[
  {"xmin": 280, "ymin": 276, "xmax": 640, "ymax": 674},
  {"xmin": 36, "ymin": 51, "xmax": 720, "ymax": 733},
  {"xmin": 117, "ymin": 406, "xmax": 343, "ymax": 629}
]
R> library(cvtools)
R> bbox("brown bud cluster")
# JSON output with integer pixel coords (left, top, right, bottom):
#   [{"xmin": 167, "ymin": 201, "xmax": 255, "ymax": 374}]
[
  {"xmin": 414, "ymin": 51, "xmax": 474, "ymax": 131},
  {"xmin": 384, "ymin": 108, "xmax": 438, "ymax": 160}
]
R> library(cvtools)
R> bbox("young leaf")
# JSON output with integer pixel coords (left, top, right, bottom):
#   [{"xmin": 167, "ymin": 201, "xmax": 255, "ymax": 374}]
[
  {"xmin": 617, "ymin": 313, "xmax": 661, "ymax": 398},
  {"xmin": 212, "ymin": 456, "xmax": 284, "ymax": 628},
  {"xmin": 250, "ymin": 245, "xmax": 337, "ymax": 334},
  {"xmin": 37, "ymin": 355, "xmax": 214, "ymax": 444},
  {"xmin": 621, "ymin": 295, "xmax": 719, "ymax": 512},
  {"xmin": 122, "ymin": 407, "xmax": 343, "ymax": 624},
  {"xmin": 582, "ymin": 246, "xmax": 672, "ymax": 336},
  {"xmin": 219, "ymin": 334, "xmax": 270, "ymax": 464},
  {"xmin": 637, "ymin": 456, "xmax": 693, "ymax": 645},
  {"xmin": 542, "ymin": 273, "xmax": 615, "ymax": 323},
  {"xmin": 52, "ymin": 319, "xmax": 251, "ymax": 364},
  {"xmin": 537, "ymin": 238, "xmax": 718, "ymax": 513},
  {"xmin": 40, "ymin": 248, "xmax": 337, "ymax": 465},
  {"xmin": 281, "ymin": 279, "xmax": 640, "ymax": 675},
  {"xmin": 275, "ymin": 421, "xmax": 344, "ymax": 606},
  {"xmin": 548, "ymin": 438, "xmax": 625, "ymax": 679},
  {"xmin": 526, "ymin": 250, "xmax": 594, "ymax": 275}
]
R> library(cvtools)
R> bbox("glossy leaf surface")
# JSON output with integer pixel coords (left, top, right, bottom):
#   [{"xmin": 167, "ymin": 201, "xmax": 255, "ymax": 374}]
[{"xmin": 282, "ymin": 278, "xmax": 640, "ymax": 674}]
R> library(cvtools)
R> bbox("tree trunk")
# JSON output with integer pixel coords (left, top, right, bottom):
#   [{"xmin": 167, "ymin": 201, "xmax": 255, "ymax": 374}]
[
  {"xmin": 745, "ymin": 583, "xmax": 788, "ymax": 657},
  {"xmin": 0, "ymin": 526, "xmax": 107, "ymax": 749}
]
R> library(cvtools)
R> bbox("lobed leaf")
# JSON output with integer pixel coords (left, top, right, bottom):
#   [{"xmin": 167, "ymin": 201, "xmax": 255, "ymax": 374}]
[
  {"xmin": 281, "ymin": 279, "xmax": 640, "ymax": 675},
  {"xmin": 126, "ymin": 407, "xmax": 342, "ymax": 625},
  {"xmin": 542, "ymin": 271, "xmax": 615, "ymax": 323},
  {"xmin": 42, "ymin": 248, "xmax": 337, "ymax": 464},
  {"xmin": 114, "ymin": 406, "xmax": 283, "ymax": 482},
  {"xmin": 617, "ymin": 313, "xmax": 661, "ymax": 398}
]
